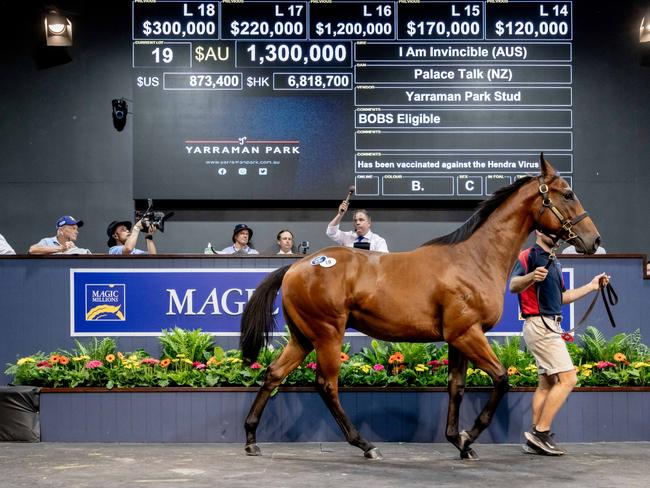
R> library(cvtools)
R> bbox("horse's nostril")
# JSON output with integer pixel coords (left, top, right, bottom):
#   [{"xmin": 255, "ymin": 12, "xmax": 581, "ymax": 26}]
[{"xmin": 594, "ymin": 236, "xmax": 601, "ymax": 250}]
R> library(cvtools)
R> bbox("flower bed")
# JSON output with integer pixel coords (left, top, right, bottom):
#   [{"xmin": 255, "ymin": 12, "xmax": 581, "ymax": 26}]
[{"xmin": 5, "ymin": 327, "xmax": 650, "ymax": 388}]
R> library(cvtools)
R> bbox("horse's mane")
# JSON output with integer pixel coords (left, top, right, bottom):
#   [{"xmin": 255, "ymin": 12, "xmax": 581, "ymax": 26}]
[{"xmin": 421, "ymin": 175, "xmax": 535, "ymax": 247}]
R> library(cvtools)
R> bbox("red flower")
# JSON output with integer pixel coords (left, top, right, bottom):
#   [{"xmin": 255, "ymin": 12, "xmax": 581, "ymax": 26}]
[
  {"xmin": 427, "ymin": 359, "xmax": 440, "ymax": 368},
  {"xmin": 84, "ymin": 360, "xmax": 103, "ymax": 370},
  {"xmin": 596, "ymin": 361, "xmax": 615, "ymax": 369},
  {"xmin": 442, "ymin": 359, "xmax": 449, "ymax": 365},
  {"xmin": 250, "ymin": 362, "xmax": 262, "ymax": 370},
  {"xmin": 306, "ymin": 362, "xmax": 317, "ymax": 370}
]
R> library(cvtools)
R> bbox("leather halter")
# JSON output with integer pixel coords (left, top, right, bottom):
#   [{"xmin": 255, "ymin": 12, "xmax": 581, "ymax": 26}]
[{"xmin": 537, "ymin": 176, "xmax": 589, "ymax": 243}]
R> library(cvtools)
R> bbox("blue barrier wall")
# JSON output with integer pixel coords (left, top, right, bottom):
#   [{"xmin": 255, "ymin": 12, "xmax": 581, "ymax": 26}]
[
  {"xmin": 1, "ymin": 254, "xmax": 648, "ymax": 385},
  {"xmin": 38, "ymin": 388, "xmax": 650, "ymax": 443}
]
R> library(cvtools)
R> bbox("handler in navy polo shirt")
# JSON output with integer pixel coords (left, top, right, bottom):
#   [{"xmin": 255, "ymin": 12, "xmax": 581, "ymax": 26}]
[{"xmin": 509, "ymin": 230, "xmax": 609, "ymax": 456}]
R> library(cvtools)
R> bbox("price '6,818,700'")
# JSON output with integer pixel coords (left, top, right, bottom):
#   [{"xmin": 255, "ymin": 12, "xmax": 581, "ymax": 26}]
[{"xmin": 272, "ymin": 73, "xmax": 353, "ymax": 91}]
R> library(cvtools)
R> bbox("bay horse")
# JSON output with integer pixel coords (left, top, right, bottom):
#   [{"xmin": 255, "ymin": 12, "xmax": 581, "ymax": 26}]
[{"xmin": 240, "ymin": 155, "xmax": 600, "ymax": 460}]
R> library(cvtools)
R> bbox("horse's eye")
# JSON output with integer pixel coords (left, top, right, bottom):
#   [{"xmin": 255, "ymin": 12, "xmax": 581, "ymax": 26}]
[{"xmin": 563, "ymin": 191, "xmax": 574, "ymax": 200}]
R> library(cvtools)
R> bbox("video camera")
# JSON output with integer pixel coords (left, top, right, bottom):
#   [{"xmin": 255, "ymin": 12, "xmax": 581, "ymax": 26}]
[
  {"xmin": 298, "ymin": 241, "xmax": 310, "ymax": 254},
  {"xmin": 135, "ymin": 199, "xmax": 174, "ymax": 233}
]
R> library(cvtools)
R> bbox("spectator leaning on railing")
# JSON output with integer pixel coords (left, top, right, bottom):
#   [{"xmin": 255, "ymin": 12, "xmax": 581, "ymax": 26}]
[
  {"xmin": 219, "ymin": 224, "xmax": 259, "ymax": 255},
  {"xmin": 28, "ymin": 216, "xmax": 91, "ymax": 255}
]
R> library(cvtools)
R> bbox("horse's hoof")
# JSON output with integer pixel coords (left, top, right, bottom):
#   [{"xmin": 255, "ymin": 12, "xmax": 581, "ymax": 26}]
[
  {"xmin": 364, "ymin": 447, "xmax": 384, "ymax": 460},
  {"xmin": 460, "ymin": 448, "xmax": 479, "ymax": 461},
  {"xmin": 458, "ymin": 430, "xmax": 473, "ymax": 449},
  {"xmin": 244, "ymin": 444, "xmax": 261, "ymax": 456}
]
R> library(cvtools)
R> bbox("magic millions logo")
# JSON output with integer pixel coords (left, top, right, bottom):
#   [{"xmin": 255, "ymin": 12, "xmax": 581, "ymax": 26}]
[{"xmin": 85, "ymin": 284, "xmax": 126, "ymax": 321}]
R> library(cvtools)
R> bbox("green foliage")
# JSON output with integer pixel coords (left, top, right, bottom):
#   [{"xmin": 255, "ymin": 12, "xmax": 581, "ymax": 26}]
[
  {"xmin": 64, "ymin": 337, "xmax": 117, "ymax": 360},
  {"xmin": 617, "ymin": 329, "xmax": 649, "ymax": 362},
  {"xmin": 4, "ymin": 327, "xmax": 650, "ymax": 389},
  {"xmin": 580, "ymin": 326, "xmax": 614, "ymax": 362},
  {"xmin": 576, "ymin": 326, "xmax": 649, "ymax": 364},
  {"xmin": 159, "ymin": 327, "xmax": 214, "ymax": 362},
  {"xmin": 566, "ymin": 342, "xmax": 585, "ymax": 365},
  {"xmin": 490, "ymin": 336, "xmax": 534, "ymax": 369}
]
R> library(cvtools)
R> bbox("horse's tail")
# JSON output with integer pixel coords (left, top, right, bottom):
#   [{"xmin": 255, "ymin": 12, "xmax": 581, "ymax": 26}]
[{"xmin": 240, "ymin": 264, "xmax": 292, "ymax": 362}]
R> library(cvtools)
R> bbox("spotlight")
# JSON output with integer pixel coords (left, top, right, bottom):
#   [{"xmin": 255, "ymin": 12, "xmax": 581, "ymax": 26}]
[
  {"xmin": 44, "ymin": 10, "xmax": 72, "ymax": 47},
  {"xmin": 112, "ymin": 99, "xmax": 129, "ymax": 132},
  {"xmin": 640, "ymin": 15, "xmax": 650, "ymax": 66},
  {"xmin": 641, "ymin": 17, "xmax": 650, "ymax": 43}
]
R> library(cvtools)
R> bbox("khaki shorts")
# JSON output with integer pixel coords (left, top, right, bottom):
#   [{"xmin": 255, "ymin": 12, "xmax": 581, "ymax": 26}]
[{"xmin": 523, "ymin": 316, "xmax": 574, "ymax": 375}]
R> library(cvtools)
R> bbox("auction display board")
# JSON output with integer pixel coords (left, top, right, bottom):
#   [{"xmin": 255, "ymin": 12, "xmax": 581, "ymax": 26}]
[{"xmin": 132, "ymin": 0, "xmax": 572, "ymax": 200}]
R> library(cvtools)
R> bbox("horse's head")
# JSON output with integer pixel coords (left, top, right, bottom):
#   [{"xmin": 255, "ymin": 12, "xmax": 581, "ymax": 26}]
[{"xmin": 534, "ymin": 154, "xmax": 601, "ymax": 254}]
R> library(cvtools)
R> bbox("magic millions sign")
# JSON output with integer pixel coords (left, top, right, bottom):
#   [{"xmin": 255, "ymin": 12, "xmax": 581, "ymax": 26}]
[{"xmin": 70, "ymin": 269, "xmax": 280, "ymax": 336}]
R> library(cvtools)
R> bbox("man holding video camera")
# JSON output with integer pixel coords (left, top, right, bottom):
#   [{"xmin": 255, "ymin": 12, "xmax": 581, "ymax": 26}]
[{"xmin": 107, "ymin": 219, "xmax": 157, "ymax": 255}]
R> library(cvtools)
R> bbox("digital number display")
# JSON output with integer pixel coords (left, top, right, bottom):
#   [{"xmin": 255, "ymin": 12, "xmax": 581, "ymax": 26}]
[
  {"xmin": 132, "ymin": 1, "xmax": 574, "ymax": 200},
  {"xmin": 310, "ymin": 2, "xmax": 395, "ymax": 40},
  {"xmin": 222, "ymin": 2, "xmax": 307, "ymax": 40}
]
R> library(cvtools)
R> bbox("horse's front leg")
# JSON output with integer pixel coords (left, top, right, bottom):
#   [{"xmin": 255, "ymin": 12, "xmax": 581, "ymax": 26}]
[
  {"xmin": 450, "ymin": 326, "xmax": 510, "ymax": 460},
  {"xmin": 445, "ymin": 344, "xmax": 477, "ymax": 460}
]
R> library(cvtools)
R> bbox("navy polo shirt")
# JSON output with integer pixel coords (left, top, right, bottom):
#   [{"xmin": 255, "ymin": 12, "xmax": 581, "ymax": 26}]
[{"xmin": 510, "ymin": 244, "xmax": 565, "ymax": 316}]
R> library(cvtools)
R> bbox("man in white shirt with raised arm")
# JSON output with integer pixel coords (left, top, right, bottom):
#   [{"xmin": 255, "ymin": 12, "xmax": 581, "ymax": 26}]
[{"xmin": 326, "ymin": 200, "xmax": 388, "ymax": 252}]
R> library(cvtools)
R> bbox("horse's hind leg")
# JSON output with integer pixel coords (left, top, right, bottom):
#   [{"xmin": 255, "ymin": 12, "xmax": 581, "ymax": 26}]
[
  {"xmin": 315, "ymin": 340, "xmax": 382, "ymax": 460},
  {"xmin": 445, "ymin": 345, "xmax": 477, "ymax": 460},
  {"xmin": 449, "ymin": 326, "xmax": 509, "ymax": 459},
  {"xmin": 244, "ymin": 338, "xmax": 311, "ymax": 456}
]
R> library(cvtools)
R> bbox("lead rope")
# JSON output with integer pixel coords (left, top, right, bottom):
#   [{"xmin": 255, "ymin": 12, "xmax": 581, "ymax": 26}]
[{"xmin": 538, "ymin": 250, "xmax": 618, "ymax": 341}]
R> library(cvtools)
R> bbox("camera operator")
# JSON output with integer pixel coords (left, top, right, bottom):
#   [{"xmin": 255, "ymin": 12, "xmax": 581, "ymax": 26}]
[{"xmin": 107, "ymin": 219, "xmax": 157, "ymax": 255}]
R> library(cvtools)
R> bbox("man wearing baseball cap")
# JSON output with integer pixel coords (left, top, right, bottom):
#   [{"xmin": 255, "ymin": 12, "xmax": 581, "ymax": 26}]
[
  {"xmin": 29, "ymin": 215, "xmax": 90, "ymax": 255},
  {"xmin": 219, "ymin": 224, "xmax": 259, "ymax": 255},
  {"xmin": 107, "ymin": 219, "xmax": 157, "ymax": 255}
]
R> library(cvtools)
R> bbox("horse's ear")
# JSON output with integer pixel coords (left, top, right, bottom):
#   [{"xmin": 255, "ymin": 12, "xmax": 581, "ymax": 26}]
[{"xmin": 539, "ymin": 152, "xmax": 556, "ymax": 177}]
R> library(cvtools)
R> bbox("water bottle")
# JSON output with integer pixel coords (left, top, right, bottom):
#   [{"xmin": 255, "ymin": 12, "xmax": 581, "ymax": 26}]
[{"xmin": 204, "ymin": 242, "xmax": 214, "ymax": 254}]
